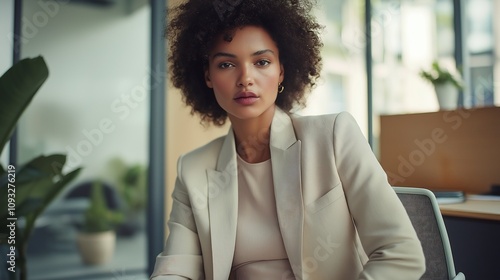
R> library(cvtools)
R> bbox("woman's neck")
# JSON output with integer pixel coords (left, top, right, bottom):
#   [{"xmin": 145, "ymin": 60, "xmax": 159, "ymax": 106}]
[{"xmin": 230, "ymin": 107, "xmax": 275, "ymax": 163}]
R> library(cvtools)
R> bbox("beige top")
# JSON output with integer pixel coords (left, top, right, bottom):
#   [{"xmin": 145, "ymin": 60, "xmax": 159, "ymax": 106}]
[{"xmin": 231, "ymin": 155, "xmax": 293, "ymax": 279}]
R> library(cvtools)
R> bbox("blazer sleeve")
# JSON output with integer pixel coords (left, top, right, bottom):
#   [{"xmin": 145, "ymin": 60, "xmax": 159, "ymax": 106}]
[
  {"xmin": 150, "ymin": 155, "xmax": 205, "ymax": 280},
  {"xmin": 332, "ymin": 112, "xmax": 426, "ymax": 280}
]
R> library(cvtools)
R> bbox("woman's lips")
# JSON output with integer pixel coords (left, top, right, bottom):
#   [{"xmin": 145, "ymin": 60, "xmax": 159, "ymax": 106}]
[{"xmin": 234, "ymin": 91, "xmax": 259, "ymax": 105}]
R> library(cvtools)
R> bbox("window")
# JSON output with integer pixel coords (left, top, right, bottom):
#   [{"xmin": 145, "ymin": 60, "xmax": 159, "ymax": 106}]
[
  {"xmin": 370, "ymin": 0, "xmax": 498, "ymax": 156},
  {"xmin": 463, "ymin": 0, "xmax": 496, "ymax": 107},
  {"xmin": 17, "ymin": 1, "xmax": 150, "ymax": 279}
]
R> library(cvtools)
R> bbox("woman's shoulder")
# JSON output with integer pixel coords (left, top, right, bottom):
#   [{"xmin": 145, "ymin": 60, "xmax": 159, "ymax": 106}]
[
  {"xmin": 182, "ymin": 134, "xmax": 226, "ymax": 159},
  {"xmin": 290, "ymin": 111, "xmax": 357, "ymax": 131},
  {"xmin": 178, "ymin": 134, "xmax": 226, "ymax": 169}
]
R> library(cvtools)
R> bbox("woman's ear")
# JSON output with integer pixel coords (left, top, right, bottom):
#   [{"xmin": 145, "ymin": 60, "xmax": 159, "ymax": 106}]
[{"xmin": 205, "ymin": 69, "xmax": 213, "ymax": 88}]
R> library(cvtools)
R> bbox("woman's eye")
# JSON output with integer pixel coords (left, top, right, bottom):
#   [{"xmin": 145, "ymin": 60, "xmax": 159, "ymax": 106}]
[
  {"xmin": 256, "ymin": 60, "xmax": 270, "ymax": 66},
  {"xmin": 218, "ymin": 62, "xmax": 233, "ymax": 69}
]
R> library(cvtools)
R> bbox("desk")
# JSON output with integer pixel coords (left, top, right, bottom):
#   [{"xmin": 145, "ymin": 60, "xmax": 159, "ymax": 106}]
[
  {"xmin": 439, "ymin": 199, "xmax": 500, "ymax": 221},
  {"xmin": 438, "ymin": 199, "xmax": 500, "ymax": 280}
]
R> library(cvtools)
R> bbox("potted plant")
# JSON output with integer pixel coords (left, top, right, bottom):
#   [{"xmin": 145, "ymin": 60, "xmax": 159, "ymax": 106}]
[
  {"xmin": 0, "ymin": 57, "xmax": 81, "ymax": 280},
  {"xmin": 104, "ymin": 158, "xmax": 147, "ymax": 236},
  {"xmin": 120, "ymin": 164, "xmax": 147, "ymax": 214},
  {"xmin": 76, "ymin": 180, "xmax": 123, "ymax": 265},
  {"xmin": 420, "ymin": 60, "xmax": 463, "ymax": 110}
]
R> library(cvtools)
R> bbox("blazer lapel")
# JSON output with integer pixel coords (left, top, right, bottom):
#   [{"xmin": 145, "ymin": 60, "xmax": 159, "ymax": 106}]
[
  {"xmin": 270, "ymin": 108, "xmax": 304, "ymax": 279},
  {"xmin": 207, "ymin": 130, "xmax": 238, "ymax": 280}
]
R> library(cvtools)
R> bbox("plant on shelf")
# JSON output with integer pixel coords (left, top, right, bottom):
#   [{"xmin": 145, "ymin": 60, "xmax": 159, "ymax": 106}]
[
  {"xmin": 419, "ymin": 60, "xmax": 463, "ymax": 90},
  {"xmin": 76, "ymin": 180, "xmax": 124, "ymax": 265},
  {"xmin": 104, "ymin": 158, "xmax": 147, "ymax": 236},
  {"xmin": 0, "ymin": 57, "xmax": 81, "ymax": 280},
  {"xmin": 120, "ymin": 164, "xmax": 147, "ymax": 213},
  {"xmin": 419, "ymin": 60, "xmax": 463, "ymax": 110}
]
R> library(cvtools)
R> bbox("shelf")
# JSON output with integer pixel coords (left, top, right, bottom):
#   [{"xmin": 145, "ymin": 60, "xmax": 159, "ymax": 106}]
[{"xmin": 25, "ymin": 222, "xmax": 148, "ymax": 280}]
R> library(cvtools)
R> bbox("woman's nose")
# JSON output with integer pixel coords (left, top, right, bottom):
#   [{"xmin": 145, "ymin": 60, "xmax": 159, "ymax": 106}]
[{"xmin": 238, "ymin": 65, "xmax": 254, "ymax": 87}]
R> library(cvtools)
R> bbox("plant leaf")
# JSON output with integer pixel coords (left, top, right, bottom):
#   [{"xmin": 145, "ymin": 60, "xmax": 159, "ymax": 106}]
[
  {"xmin": 0, "ymin": 184, "xmax": 10, "ymax": 224},
  {"xmin": 24, "ymin": 154, "xmax": 67, "ymax": 176},
  {"xmin": 15, "ymin": 177, "xmax": 54, "ymax": 212},
  {"xmin": 16, "ymin": 198, "xmax": 44, "ymax": 217},
  {"xmin": 0, "ymin": 233, "xmax": 7, "ymax": 245},
  {"xmin": 0, "ymin": 155, "xmax": 81, "ymax": 244},
  {"xmin": 22, "ymin": 167, "xmax": 81, "ymax": 243},
  {"xmin": 0, "ymin": 56, "xmax": 49, "ymax": 155}
]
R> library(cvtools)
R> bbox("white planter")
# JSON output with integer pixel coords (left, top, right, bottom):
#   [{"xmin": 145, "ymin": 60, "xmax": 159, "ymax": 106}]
[
  {"xmin": 76, "ymin": 230, "xmax": 116, "ymax": 265},
  {"xmin": 434, "ymin": 82, "xmax": 458, "ymax": 110}
]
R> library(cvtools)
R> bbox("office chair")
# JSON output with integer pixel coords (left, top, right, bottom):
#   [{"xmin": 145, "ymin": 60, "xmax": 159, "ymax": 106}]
[{"xmin": 393, "ymin": 187, "xmax": 466, "ymax": 280}]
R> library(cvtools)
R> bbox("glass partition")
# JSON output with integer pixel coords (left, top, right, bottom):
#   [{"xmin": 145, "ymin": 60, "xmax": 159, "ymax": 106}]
[
  {"xmin": 300, "ymin": 0, "xmax": 369, "ymax": 136},
  {"xmin": 371, "ymin": 0, "xmax": 498, "ymax": 157},
  {"xmin": 18, "ymin": 1, "xmax": 150, "ymax": 279},
  {"xmin": 0, "ymin": 0, "xmax": 14, "ymax": 166},
  {"xmin": 371, "ymin": 0, "xmax": 467, "ymax": 156},
  {"xmin": 371, "ymin": 0, "xmax": 456, "ymax": 115},
  {"xmin": 463, "ymin": 0, "xmax": 495, "ymax": 107}
]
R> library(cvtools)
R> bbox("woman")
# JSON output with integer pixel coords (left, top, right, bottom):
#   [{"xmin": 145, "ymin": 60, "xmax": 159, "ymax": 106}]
[{"xmin": 151, "ymin": 0, "xmax": 425, "ymax": 279}]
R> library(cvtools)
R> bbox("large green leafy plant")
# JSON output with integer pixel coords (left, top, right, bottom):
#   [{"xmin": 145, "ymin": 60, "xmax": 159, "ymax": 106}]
[{"xmin": 0, "ymin": 57, "xmax": 81, "ymax": 280}]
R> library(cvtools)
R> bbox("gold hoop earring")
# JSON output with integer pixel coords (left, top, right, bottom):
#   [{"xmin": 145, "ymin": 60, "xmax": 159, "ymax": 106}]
[{"xmin": 278, "ymin": 83, "xmax": 284, "ymax": 93}]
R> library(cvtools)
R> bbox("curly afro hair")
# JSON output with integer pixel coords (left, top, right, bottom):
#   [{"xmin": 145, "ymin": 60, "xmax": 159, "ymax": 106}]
[{"xmin": 167, "ymin": 0, "xmax": 323, "ymax": 126}]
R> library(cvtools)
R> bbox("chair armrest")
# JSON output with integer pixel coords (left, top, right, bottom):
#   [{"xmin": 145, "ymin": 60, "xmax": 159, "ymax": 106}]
[{"xmin": 452, "ymin": 272, "xmax": 466, "ymax": 280}]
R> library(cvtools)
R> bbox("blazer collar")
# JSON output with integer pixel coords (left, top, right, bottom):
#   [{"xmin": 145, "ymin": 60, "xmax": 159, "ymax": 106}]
[{"xmin": 208, "ymin": 107, "xmax": 304, "ymax": 279}]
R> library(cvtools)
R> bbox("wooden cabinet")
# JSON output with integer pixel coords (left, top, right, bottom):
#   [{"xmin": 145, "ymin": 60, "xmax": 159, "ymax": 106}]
[{"xmin": 379, "ymin": 106, "xmax": 500, "ymax": 194}]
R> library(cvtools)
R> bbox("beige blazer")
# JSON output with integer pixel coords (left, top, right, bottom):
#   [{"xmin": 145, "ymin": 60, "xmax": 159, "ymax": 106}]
[{"xmin": 151, "ymin": 108, "xmax": 425, "ymax": 280}]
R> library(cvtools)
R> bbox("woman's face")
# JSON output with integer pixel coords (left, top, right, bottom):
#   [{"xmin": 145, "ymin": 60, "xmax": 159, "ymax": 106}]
[{"xmin": 205, "ymin": 26, "xmax": 284, "ymax": 123}]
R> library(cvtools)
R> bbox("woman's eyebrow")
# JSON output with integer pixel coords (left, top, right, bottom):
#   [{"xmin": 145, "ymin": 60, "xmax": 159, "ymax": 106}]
[
  {"xmin": 211, "ymin": 49, "xmax": 275, "ymax": 60},
  {"xmin": 252, "ymin": 49, "xmax": 275, "ymax": 56},
  {"xmin": 212, "ymin": 52, "xmax": 236, "ymax": 60}
]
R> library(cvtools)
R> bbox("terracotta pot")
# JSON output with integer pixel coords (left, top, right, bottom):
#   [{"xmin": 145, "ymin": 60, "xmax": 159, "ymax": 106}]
[{"xmin": 76, "ymin": 230, "xmax": 116, "ymax": 265}]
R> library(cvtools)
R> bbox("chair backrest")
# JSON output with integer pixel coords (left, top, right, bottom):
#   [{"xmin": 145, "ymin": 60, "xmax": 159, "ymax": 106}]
[{"xmin": 393, "ymin": 187, "xmax": 460, "ymax": 280}]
